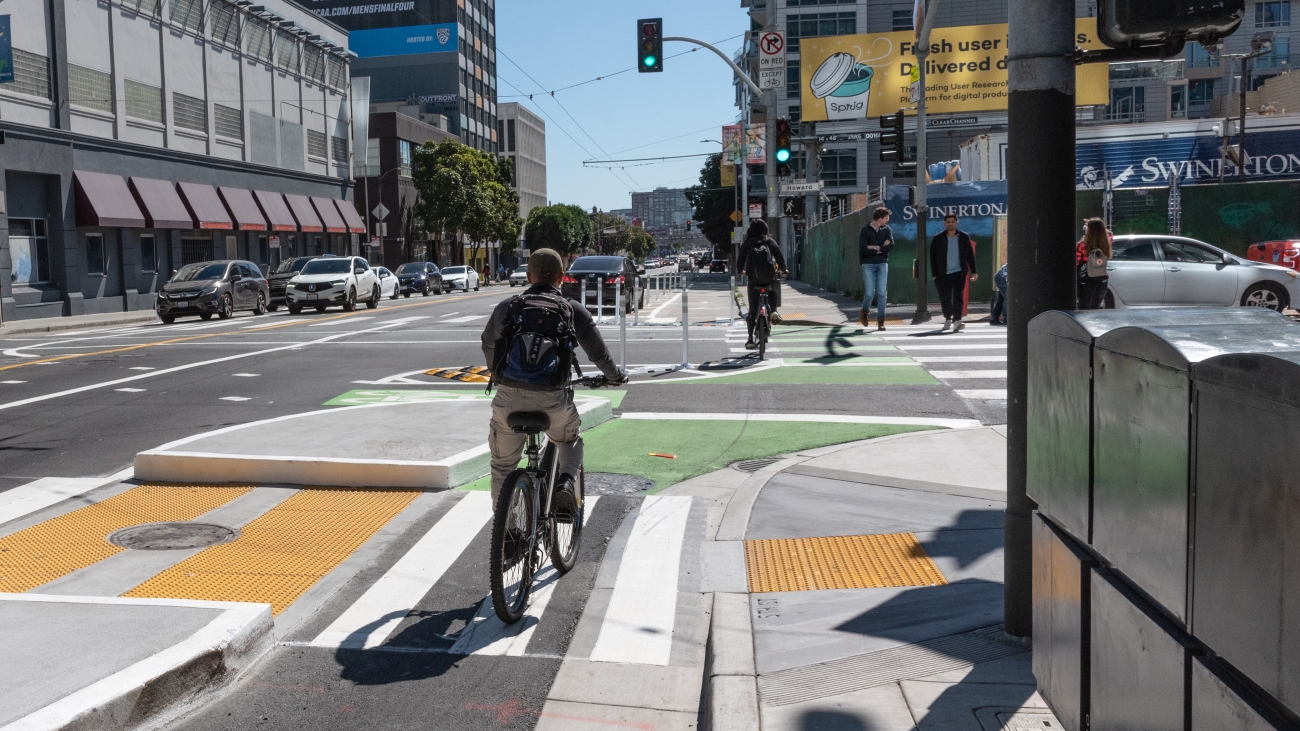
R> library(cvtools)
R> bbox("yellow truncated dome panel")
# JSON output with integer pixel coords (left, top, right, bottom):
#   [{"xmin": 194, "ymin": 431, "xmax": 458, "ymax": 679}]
[
  {"xmin": 124, "ymin": 487, "xmax": 419, "ymax": 614},
  {"xmin": 0, "ymin": 484, "xmax": 253, "ymax": 593},
  {"xmin": 745, "ymin": 532, "xmax": 947, "ymax": 593}
]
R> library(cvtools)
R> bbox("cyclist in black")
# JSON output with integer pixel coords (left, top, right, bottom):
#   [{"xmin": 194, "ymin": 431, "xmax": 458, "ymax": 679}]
[{"xmin": 736, "ymin": 220, "xmax": 787, "ymax": 350}]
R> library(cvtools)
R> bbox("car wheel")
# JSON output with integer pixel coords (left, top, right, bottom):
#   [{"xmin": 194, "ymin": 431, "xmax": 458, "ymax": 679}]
[
  {"xmin": 315, "ymin": 306, "xmax": 327, "ymax": 313},
  {"xmin": 253, "ymin": 292, "xmax": 267, "ymax": 315},
  {"xmin": 474, "ymin": 280, "xmax": 480, "ymax": 291},
  {"xmin": 343, "ymin": 287, "xmax": 357, "ymax": 312},
  {"xmin": 200, "ymin": 313, "xmax": 213, "ymax": 320},
  {"xmin": 160, "ymin": 314, "xmax": 175, "ymax": 324},
  {"xmin": 423, "ymin": 283, "xmax": 430, "ymax": 297},
  {"xmin": 1241, "ymin": 281, "xmax": 1289, "ymax": 311},
  {"xmin": 367, "ymin": 285, "xmax": 380, "ymax": 309},
  {"xmin": 404, "ymin": 292, "xmax": 411, "ymax": 298},
  {"xmin": 217, "ymin": 294, "xmax": 234, "ymax": 319},
  {"xmin": 391, "ymin": 286, "xmax": 400, "ymax": 300},
  {"xmin": 288, "ymin": 305, "xmax": 302, "ymax": 315},
  {"xmin": 267, "ymin": 303, "xmax": 279, "ymax": 312},
  {"xmin": 464, "ymin": 281, "xmax": 470, "ymax": 292}
]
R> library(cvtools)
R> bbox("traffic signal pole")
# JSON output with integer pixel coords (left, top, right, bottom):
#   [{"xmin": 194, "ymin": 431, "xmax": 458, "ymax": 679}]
[
  {"xmin": 1005, "ymin": 0, "xmax": 1076, "ymax": 641},
  {"xmin": 912, "ymin": 0, "xmax": 938, "ymax": 325}
]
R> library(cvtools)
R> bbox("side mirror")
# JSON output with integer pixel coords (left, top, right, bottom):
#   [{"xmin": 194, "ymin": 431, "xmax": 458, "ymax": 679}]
[
  {"xmin": 637, "ymin": 267, "xmax": 646, "ymax": 275},
  {"xmin": 230, "ymin": 273, "xmax": 242, "ymax": 282},
  {"xmin": 354, "ymin": 266, "xmax": 364, "ymax": 274}
]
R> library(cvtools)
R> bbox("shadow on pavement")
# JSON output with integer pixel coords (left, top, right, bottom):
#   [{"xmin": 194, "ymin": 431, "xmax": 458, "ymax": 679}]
[
  {"xmin": 918, "ymin": 508, "xmax": 1004, "ymax": 569},
  {"xmin": 335, "ymin": 647, "xmax": 461, "ymax": 685},
  {"xmin": 800, "ymin": 710, "xmax": 872, "ymax": 730}
]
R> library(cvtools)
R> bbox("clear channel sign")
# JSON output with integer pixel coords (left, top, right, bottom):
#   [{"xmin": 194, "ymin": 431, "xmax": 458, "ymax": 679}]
[{"xmin": 758, "ymin": 30, "xmax": 786, "ymax": 91}]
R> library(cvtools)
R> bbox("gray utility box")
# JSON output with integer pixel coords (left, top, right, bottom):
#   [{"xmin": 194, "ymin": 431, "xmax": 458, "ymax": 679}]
[
  {"xmin": 1032, "ymin": 512, "xmax": 1097, "ymax": 731},
  {"xmin": 1192, "ymin": 351, "xmax": 1300, "ymax": 718},
  {"xmin": 1091, "ymin": 566, "xmax": 1197, "ymax": 731},
  {"xmin": 1193, "ymin": 654, "xmax": 1300, "ymax": 730},
  {"xmin": 1027, "ymin": 308, "xmax": 1287, "ymax": 545},
  {"xmin": 1093, "ymin": 322, "xmax": 1300, "ymax": 625}
]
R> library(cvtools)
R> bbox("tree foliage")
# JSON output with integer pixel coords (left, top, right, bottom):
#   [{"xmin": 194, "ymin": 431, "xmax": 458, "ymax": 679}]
[
  {"xmin": 588, "ymin": 210, "xmax": 657, "ymax": 261},
  {"xmin": 684, "ymin": 154, "xmax": 736, "ymax": 254},
  {"xmin": 525, "ymin": 204, "xmax": 592, "ymax": 257},
  {"xmin": 411, "ymin": 138, "xmax": 522, "ymax": 263}
]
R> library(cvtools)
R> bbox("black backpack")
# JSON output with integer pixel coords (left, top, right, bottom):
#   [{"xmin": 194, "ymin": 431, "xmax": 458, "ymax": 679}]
[
  {"xmin": 747, "ymin": 240, "xmax": 777, "ymax": 285},
  {"xmin": 491, "ymin": 292, "xmax": 579, "ymax": 391}
]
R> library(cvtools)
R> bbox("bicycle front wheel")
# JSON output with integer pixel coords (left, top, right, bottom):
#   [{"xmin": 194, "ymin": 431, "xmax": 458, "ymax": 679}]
[
  {"xmin": 490, "ymin": 471, "xmax": 536, "ymax": 624},
  {"xmin": 549, "ymin": 466, "xmax": 585, "ymax": 574},
  {"xmin": 757, "ymin": 316, "xmax": 770, "ymax": 361}
]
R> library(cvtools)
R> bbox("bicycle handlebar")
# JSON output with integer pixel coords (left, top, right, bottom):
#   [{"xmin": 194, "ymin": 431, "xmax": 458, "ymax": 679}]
[{"xmin": 575, "ymin": 374, "xmax": 624, "ymax": 388}]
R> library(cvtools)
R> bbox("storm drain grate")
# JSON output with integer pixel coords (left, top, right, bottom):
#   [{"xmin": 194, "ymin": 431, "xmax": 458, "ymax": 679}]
[
  {"xmin": 109, "ymin": 522, "xmax": 239, "ymax": 550},
  {"xmin": 732, "ymin": 458, "xmax": 782, "ymax": 473},
  {"xmin": 758, "ymin": 624, "xmax": 1028, "ymax": 706}
]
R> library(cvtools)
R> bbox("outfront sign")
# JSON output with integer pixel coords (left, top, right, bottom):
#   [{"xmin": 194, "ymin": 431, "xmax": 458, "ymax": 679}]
[{"xmin": 799, "ymin": 19, "xmax": 1108, "ymax": 122}]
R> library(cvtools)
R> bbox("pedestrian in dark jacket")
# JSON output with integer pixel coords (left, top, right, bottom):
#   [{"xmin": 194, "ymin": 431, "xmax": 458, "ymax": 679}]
[
  {"xmin": 858, "ymin": 207, "xmax": 894, "ymax": 330},
  {"xmin": 929, "ymin": 213, "xmax": 978, "ymax": 331}
]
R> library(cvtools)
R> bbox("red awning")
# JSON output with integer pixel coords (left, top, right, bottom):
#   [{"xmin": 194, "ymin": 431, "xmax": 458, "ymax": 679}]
[
  {"xmin": 253, "ymin": 190, "xmax": 298, "ymax": 232},
  {"xmin": 128, "ymin": 177, "xmax": 192, "ymax": 229},
  {"xmin": 177, "ymin": 183, "xmax": 233, "ymax": 230},
  {"xmin": 74, "ymin": 171, "xmax": 146, "ymax": 228},
  {"xmin": 311, "ymin": 196, "xmax": 347, "ymax": 233},
  {"xmin": 284, "ymin": 194, "xmax": 323, "ymax": 232},
  {"xmin": 218, "ymin": 188, "xmax": 268, "ymax": 231},
  {"xmin": 333, "ymin": 199, "xmax": 366, "ymax": 235}
]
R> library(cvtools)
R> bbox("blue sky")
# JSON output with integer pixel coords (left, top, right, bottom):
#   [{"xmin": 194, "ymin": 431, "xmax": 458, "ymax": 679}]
[{"xmin": 495, "ymin": 1, "xmax": 747, "ymax": 212}]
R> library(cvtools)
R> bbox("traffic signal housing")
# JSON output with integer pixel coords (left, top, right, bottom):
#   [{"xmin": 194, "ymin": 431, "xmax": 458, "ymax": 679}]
[
  {"xmin": 879, "ymin": 110, "xmax": 910, "ymax": 164},
  {"xmin": 775, "ymin": 118, "xmax": 792, "ymax": 177},
  {"xmin": 1097, "ymin": 0, "xmax": 1243, "ymax": 48},
  {"xmin": 638, "ymin": 18, "xmax": 663, "ymax": 73}
]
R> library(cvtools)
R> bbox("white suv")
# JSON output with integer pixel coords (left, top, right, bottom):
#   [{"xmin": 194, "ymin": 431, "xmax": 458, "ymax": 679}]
[{"xmin": 287, "ymin": 256, "xmax": 382, "ymax": 313}]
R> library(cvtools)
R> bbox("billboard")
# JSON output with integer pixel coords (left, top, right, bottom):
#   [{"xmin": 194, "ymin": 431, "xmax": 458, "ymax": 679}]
[
  {"xmin": 0, "ymin": 16, "xmax": 11, "ymax": 85},
  {"xmin": 722, "ymin": 124, "xmax": 765, "ymax": 165},
  {"xmin": 349, "ymin": 22, "xmax": 457, "ymax": 58},
  {"xmin": 1077, "ymin": 128, "xmax": 1300, "ymax": 189},
  {"xmin": 799, "ymin": 19, "xmax": 1109, "ymax": 121}
]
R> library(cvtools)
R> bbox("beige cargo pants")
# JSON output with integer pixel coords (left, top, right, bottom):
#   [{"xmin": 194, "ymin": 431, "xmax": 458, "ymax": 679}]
[{"xmin": 488, "ymin": 385, "xmax": 583, "ymax": 502}]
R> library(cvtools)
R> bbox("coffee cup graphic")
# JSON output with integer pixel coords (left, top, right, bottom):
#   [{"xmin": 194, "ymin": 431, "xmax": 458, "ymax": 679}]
[{"xmin": 811, "ymin": 53, "xmax": 874, "ymax": 120}]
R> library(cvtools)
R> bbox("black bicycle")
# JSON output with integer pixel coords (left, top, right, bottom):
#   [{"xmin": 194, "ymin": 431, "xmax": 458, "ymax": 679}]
[
  {"xmin": 489, "ymin": 375, "xmax": 614, "ymax": 624},
  {"xmin": 753, "ymin": 286, "xmax": 773, "ymax": 361}
]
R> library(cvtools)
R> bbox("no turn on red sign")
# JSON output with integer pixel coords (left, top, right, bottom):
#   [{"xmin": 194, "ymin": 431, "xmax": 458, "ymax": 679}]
[{"xmin": 758, "ymin": 30, "xmax": 786, "ymax": 90}]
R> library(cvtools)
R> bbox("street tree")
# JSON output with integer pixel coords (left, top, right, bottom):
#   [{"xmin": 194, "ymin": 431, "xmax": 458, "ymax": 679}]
[
  {"xmin": 525, "ymin": 204, "xmax": 592, "ymax": 257},
  {"xmin": 684, "ymin": 154, "xmax": 736, "ymax": 256},
  {"xmin": 412, "ymin": 139, "xmax": 519, "ymax": 267}
]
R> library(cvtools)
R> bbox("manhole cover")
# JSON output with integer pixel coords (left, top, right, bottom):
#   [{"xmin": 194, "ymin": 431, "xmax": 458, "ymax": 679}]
[
  {"xmin": 585, "ymin": 473, "xmax": 654, "ymax": 495},
  {"xmin": 733, "ymin": 458, "xmax": 781, "ymax": 473},
  {"xmin": 108, "ymin": 522, "xmax": 239, "ymax": 550}
]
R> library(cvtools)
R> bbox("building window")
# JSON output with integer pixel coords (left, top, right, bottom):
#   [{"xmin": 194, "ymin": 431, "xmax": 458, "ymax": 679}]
[
  {"xmin": 1190, "ymin": 79, "xmax": 1215, "ymax": 103},
  {"xmin": 257, "ymin": 235, "xmax": 269, "ymax": 265},
  {"xmin": 169, "ymin": 0, "xmax": 203, "ymax": 33},
  {"xmin": 1170, "ymin": 83, "xmax": 1187, "ymax": 119},
  {"xmin": 787, "ymin": 12, "xmax": 856, "ymax": 50},
  {"xmin": 1, "ymin": 48, "xmax": 52, "ymax": 100},
  {"xmin": 7, "ymin": 218, "xmax": 50, "ymax": 284},
  {"xmin": 1256, "ymin": 36, "xmax": 1291, "ymax": 68},
  {"xmin": 820, "ymin": 149, "xmax": 857, "ymax": 187},
  {"xmin": 140, "ymin": 234, "xmax": 157, "ymax": 273},
  {"xmin": 1106, "ymin": 86, "xmax": 1145, "ymax": 122},
  {"xmin": 789, "ymin": 105, "xmax": 801, "ymax": 124},
  {"xmin": 399, "ymin": 139, "xmax": 413, "ymax": 177},
  {"xmin": 173, "ymin": 92, "xmax": 207, "ymax": 133},
  {"xmin": 507, "ymin": 119, "xmax": 516, "ymax": 152},
  {"xmin": 892, "ymin": 9, "xmax": 914, "ymax": 31},
  {"xmin": 307, "ymin": 129, "xmax": 328, "ymax": 160},
  {"xmin": 246, "ymin": 18, "xmax": 273, "ymax": 63},
  {"xmin": 326, "ymin": 55, "xmax": 347, "ymax": 91},
  {"xmin": 276, "ymin": 33, "xmax": 300, "ymax": 74},
  {"xmin": 68, "ymin": 64, "xmax": 113, "ymax": 114},
  {"xmin": 1257, "ymin": 1, "xmax": 1291, "ymax": 26},
  {"xmin": 1186, "ymin": 42, "xmax": 1219, "ymax": 68},
  {"xmin": 181, "ymin": 235, "xmax": 211, "ymax": 266},
  {"xmin": 332, "ymin": 135, "xmax": 348, "ymax": 163},
  {"xmin": 210, "ymin": 1, "xmax": 240, "ymax": 47},
  {"xmin": 123, "ymin": 0, "xmax": 159, "ymax": 16},
  {"xmin": 786, "ymin": 59, "xmax": 801, "ymax": 98},
  {"xmin": 787, "ymin": 0, "xmax": 856, "ymax": 5},
  {"xmin": 214, "ymin": 104, "xmax": 243, "ymax": 140},
  {"xmin": 86, "ymin": 234, "xmax": 107, "ymax": 276},
  {"xmin": 125, "ymin": 80, "xmax": 163, "ymax": 124},
  {"xmin": 303, "ymin": 46, "xmax": 326, "ymax": 85}
]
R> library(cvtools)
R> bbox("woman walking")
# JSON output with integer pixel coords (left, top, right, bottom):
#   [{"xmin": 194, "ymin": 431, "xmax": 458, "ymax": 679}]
[{"xmin": 1077, "ymin": 218, "xmax": 1111, "ymax": 310}]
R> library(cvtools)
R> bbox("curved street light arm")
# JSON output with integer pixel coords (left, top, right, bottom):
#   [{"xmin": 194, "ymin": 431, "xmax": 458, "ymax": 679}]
[{"xmin": 663, "ymin": 36, "xmax": 763, "ymax": 98}]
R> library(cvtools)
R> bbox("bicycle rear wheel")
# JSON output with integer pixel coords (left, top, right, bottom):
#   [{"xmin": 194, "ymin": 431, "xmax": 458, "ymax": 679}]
[
  {"xmin": 757, "ymin": 315, "xmax": 770, "ymax": 361},
  {"xmin": 549, "ymin": 466, "xmax": 585, "ymax": 573},
  {"xmin": 490, "ymin": 471, "xmax": 536, "ymax": 624}
]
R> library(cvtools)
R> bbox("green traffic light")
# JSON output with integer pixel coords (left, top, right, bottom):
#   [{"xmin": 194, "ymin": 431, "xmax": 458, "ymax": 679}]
[
  {"xmin": 643, "ymin": 55, "xmax": 656, "ymax": 67},
  {"xmin": 775, "ymin": 149, "xmax": 791, "ymax": 163}
]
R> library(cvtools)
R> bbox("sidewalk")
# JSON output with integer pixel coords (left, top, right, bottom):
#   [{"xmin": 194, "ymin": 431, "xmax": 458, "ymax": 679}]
[{"xmin": 0, "ymin": 310, "xmax": 158, "ymax": 338}]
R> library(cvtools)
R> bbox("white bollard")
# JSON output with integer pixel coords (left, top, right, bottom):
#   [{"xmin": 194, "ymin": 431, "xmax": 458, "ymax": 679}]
[
  {"xmin": 633, "ymin": 274, "xmax": 640, "ymax": 327},
  {"xmin": 681, "ymin": 282, "xmax": 690, "ymax": 368},
  {"xmin": 729, "ymin": 275, "xmax": 736, "ymax": 324},
  {"xmin": 597, "ymin": 276, "xmax": 604, "ymax": 323},
  {"xmin": 617, "ymin": 279, "xmax": 627, "ymax": 370},
  {"xmin": 580, "ymin": 277, "xmax": 587, "ymax": 313}
]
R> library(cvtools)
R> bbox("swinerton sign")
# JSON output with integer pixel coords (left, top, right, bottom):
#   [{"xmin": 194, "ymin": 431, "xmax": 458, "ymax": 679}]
[{"xmin": 1077, "ymin": 125, "xmax": 1300, "ymax": 189}]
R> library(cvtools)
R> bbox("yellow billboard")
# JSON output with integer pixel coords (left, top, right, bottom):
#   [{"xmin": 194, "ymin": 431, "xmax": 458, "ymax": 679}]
[{"xmin": 799, "ymin": 19, "xmax": 1109, "ymax": 122}]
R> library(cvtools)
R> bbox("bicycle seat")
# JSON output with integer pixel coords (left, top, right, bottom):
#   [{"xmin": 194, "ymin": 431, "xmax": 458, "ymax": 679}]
[{"xmin": 507, "ymin": 411, "xmax": 550, "ymax": 434}]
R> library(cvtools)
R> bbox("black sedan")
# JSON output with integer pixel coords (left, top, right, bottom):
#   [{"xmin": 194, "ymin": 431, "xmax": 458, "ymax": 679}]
[
  {"xmin": 560, "ymin": 256, "xmax": 646, "ymax": 315},
  {"xmin": 267, "ymin": 255, "xmax": 329, "ymax": 310},
  {"xmin": 396, "ymin": 261, "xmax": 444, "ymax": 296},
  {"xmin": 156, "ymin": 260, "xmax": 269, "ymax": 323}
]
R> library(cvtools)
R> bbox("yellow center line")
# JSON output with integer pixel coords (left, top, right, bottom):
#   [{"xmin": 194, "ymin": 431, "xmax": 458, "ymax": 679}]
[{"xmin": 0, "ymin": 291, "xmax": 502, "ymax": 373}]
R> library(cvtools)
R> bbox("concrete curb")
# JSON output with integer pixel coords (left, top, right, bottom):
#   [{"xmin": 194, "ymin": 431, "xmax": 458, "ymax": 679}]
[
  {"xmin": 0, "ymin": 595, "xmax": 273, "ymax": 731},
  {"xmin": 0, "ymin": 312, "xmax": 158, "ymax": 337}
]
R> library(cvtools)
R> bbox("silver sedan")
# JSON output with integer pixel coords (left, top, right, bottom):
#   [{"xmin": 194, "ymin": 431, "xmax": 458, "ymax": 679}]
[{"xmin": 1105, "ymin": 235, "xmax": 1300, "ymax": 310}]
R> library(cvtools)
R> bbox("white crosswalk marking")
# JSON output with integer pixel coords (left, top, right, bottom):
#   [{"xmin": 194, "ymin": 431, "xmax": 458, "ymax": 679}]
[
  {"xmin": 955, "ymin": 389, "xmax": 1009, "ymax": 400},
  {"xmin": 930, "ymin": 370, "xmax": 1008, "ymax": 379},
  {"xmin": 895, "ymin": 343, "xmax": 1008, "ymax": 350},
  {"xmin": 589, "ymin": 495, "xmax": 692, "ymax": 666},
  {"xmin": 310, "ymin": 491, "xmax": 493, "ymax": 650},
  {"xmin": 440, "ymin": 315, "xmax": 488, "ymax": 323},
  {"xmin": 912, "ymin": 356, "xmax": 1007, "ymax": 363},
  {"xmin": 0, "ymin": 477, "xmax": 115, "ymax": 527}
]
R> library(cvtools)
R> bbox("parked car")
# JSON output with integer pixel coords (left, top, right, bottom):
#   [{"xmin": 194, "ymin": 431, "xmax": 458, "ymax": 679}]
[
  {"xmin": 561, "ymin": 256, "xmax": 646, "ymax": 314},
  {"xmin": 509, "ymin": 264, "xmax": 529, "ymax": 287},
  {"xmin": 709, "ymin": 259, "xmax": 727, "ymax": 273},
  {"xmin": 1105, "ymin": 234, "xmax": 1300, "ymax": 310},
  {"xmin": 441, "ymin": 265, "xmax": 479, "ymax": 292},
  {"xmin": 286, "ymin": 256, "xmax": 382, "ymax": 313},
  {"xmin": 396, "ymin": 261, "xmax": 443, "ymax": 297},
  {"xmin": 376, "ymin": 266, "xmax": 402, "ymax": 300},
  {"xmin": 157, "ymin": 260, "xmax": 269, "ymax": 323},
  {"xmin": 267, "ymin": 255, "xmax": 328, "ymax": 311},
  {"xmin": 1247, "ymin": 240, "xmax": 1300, "ymax": 272}
]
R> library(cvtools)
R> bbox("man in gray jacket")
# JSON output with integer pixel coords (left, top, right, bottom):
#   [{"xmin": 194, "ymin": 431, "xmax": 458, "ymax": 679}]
[{"xmin": 481, "ymin": 249, "xmax": 625, "ymax": 507}]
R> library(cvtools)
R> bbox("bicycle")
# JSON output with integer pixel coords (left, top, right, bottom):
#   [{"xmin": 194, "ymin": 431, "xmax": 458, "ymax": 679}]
[
  {"xmin": 489, "ymin": 374, "xmax": 616, "ymax": 624},
  {"xmin": 753, "ymin": 286, "xmax": 772, "ymax": 361}
]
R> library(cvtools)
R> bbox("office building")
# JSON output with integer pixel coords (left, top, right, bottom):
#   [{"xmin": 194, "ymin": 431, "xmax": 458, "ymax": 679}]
[
  {"xmin": 496, "ymin": 102, "xmax": 547, "ymax": 226},
  {"xmin": 1, "ymin": 0, "xmax": 357, "ymax": 322},
  {"xmin": 630, "ymin": 187, "xmax": 694, "ymax": 230}
]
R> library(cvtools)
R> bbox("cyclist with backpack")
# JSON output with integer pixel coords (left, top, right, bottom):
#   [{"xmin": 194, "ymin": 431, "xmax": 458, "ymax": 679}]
[
  {"xmin": 737, "ymin": 219, "xmax": 787, "ymax": 350},
  {"xmin": 481, "ymin": 249, "xmax": 626, "ymax": 510}
]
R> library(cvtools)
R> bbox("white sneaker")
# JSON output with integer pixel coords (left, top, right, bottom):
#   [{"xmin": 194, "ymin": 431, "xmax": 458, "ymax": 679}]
[
  {"xmin": 941, "ymin": 319, "xmax": 952, "ymax": 332},
  {"xmin": 954, "ymin": 320, "xmax": 966, "ymax": 332}
]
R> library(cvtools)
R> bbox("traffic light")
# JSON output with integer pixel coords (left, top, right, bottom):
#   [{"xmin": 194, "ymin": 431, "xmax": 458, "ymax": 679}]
[
  {"xmin": 879, "ymin": 110, "xmax": 911, "ymax": 164},
  {"xmin": 775, "ymin": 118, "xmax": 792, "ymax": 177},
  {"xmin": 638, "ymin": 18, "xmax": 663, "ymax": 73},
  {"xmin": 1097, "ymin": 0, "xmax": 1243, "ymax": 48}
]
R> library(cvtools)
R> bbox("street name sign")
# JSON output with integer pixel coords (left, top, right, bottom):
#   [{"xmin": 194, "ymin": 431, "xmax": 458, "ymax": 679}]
[{"xmin": 780, "ymin": 181, "xmax": 825, "ymax": 196}]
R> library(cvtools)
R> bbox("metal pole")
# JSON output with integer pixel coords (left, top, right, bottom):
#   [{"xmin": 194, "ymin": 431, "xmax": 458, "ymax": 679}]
[
  {"xmin": 633, "ymin": 274, "xmax": 640, "ymax": 326},
  {"xmin": 1006, "ymin": 0, "xmax": 1076, "ymax": 640},
  {"xmin": 617, "ymin": 279, "xmax": 626, "ymax": 369},
  {"xmin": 1238, "ymin": 55, "xmax": 1248, "ymax": 181},
  {"xmin": 741, "ymin": 104, "xmax": 751, "ymax": 234},
  {"xmin": 681, "ymin": 281, "xmax": 691, "ymax": 368},
  {"xmin": 912, "ymin": 0, "xmax": 939, "ymax": 325}
]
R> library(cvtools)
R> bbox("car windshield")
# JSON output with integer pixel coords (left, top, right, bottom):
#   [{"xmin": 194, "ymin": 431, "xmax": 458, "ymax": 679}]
[
  {"xmin": 398, "ymin": 263, "xmax": 426, "ymax": 274},
  {"xmin": 569, "ymin": 257, "xmax": 623, "ymax": 272},
  {"xmin": 443, "ymin": 266, "xmax": 466, "ymax": 274},
  {"xmin": 273, "ymin": 258, "xmax": 313, "ymax": 275},
  {"xmin": 171, "ymin": 263, "xmax": 228, "ymax": 282},
  {"xmin": 514, "ymin": 266, "xmax": 528, "ymax": 273},
  {"xmin": 301, "ymin": 259, "xmax": 351, "ymax": 275}
]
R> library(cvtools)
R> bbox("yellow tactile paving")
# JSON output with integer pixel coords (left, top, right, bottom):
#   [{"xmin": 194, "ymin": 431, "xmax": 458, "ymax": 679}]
[
  {"xmin": 123, "ymin": 487, "xmax": 420, "ymax": 614},
  {"xmin": 425, "ymin": 366, "xmax": 492, "ymax": 383},
  {"xmin": 744, "ymin": 533, "xmax": 947, "ymax": 593},
  {"xmin": 0, "ymin": 484, "xmax": 254, "ymax": 592}
]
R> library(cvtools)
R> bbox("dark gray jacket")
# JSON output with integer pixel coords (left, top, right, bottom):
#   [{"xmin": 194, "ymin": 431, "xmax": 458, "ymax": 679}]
[
  {"xmin": 481, "ymin": 284, "xmax": 620, "ymax": 381},
  {"xmin": 859, "ymin": 224, "xmax": 894, "ymax": 264}
]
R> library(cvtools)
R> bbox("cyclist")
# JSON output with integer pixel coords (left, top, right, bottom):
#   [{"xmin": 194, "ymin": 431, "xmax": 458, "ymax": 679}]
[
  {"xmin": 737, "ymin": 219, "xmax": 787, "ymax": 350},
  {"xmin": 480, "ymin": 248, "xmax": 626, "ymax": 514}
]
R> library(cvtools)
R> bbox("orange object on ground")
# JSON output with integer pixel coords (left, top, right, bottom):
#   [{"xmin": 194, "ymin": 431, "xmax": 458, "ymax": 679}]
[{"xmin": 648, "ymin": 453, "xmax": 677, "ymax": 459}]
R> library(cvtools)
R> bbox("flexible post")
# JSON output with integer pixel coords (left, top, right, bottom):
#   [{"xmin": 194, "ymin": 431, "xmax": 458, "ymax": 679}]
[
  {"xmin": 618, "ymin": 280, "xmax": 627, "ymax": 369},
  {"xmin": 729, "ymin": 275, "xmax": 736, "ymax": 323},
  {"xmin": 597, "ymin": 276, "xmax": 604, "ymax": 324},
  {"xmin": 681, "ymin": 281, "xmax": 691, "ymax": 368},
  {"xmin": 580, "ymin": 277, "xmax": 587, "ymax": 314},
  {"xmin": 633, "ymin": 274, "xmax": 640, "ymax": 326}
]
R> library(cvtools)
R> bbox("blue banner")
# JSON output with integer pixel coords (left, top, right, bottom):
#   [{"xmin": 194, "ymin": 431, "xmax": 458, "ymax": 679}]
[
  {"xmin": 1077, "ymin": 126, "xmax": 1300, "ymax": 189},
  {"xmin": 0, "ymin": 16, "xmax": 13, "ymax": 85},
  {"xmin": 884, "ymin": 180, "xmax": 1008, "ymax": 243},
  {"xmin": 348, "ymin": 22, "xmax": 457, "ymax": 58}
]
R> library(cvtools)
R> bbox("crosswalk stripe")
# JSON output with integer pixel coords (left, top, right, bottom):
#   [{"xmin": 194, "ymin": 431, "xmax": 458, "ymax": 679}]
[
  {"xmin": 912, "ymin": 356, "xmax": 1007, "ymax": 363},
  {"xmin": 0, "ymin": 477, "xmax": 116, "ymax": 527},
  {"xmin": 589, "ymin": 495, "xmax": 692, "ymax": 666},
  {"xmin": 895, "ymin": 343, "xmax": 1008, "ymax": 351},
  {"xmin": 955, "ymin": 389, "xmax": 1009, "ymax": 399},
  {"xmin": 310, "ymin": 491, "xmax": 493, "ymax": 649},
  {"xmin": 930, "ymin": 370, "xmax": 1008, "ymax": 379}
]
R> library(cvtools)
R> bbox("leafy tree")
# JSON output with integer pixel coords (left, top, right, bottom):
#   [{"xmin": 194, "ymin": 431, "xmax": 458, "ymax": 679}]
[
  {"xmin": 525, "ymin": 204, "xmax": 591, "ymax": 257},
  {"xmin": 412, "ymin": 138, "xmax": 521, "ymax": 267},
  {"xmin": 684, "ymin": 154, "xmax": 736, "ymax": 255}
]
